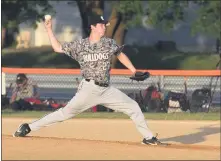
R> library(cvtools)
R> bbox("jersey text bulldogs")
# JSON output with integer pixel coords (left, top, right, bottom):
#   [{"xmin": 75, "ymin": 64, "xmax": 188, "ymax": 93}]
[{"xmin": 83, "ymin": 53, "xmax": 108, "ymax": 62}]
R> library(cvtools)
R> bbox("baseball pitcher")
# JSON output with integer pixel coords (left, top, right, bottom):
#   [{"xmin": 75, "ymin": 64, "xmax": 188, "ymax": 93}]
[{"xmin": 13, "ymin": 13, "xmax": 165, "ymax": 145}]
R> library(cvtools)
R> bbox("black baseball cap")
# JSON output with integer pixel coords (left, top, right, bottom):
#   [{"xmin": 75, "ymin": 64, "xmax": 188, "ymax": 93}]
[
  {"xmin": 16, "ymin": 73, "xmax": 27, "ymax": 84},
  {"xmin": 88, "ymin": 12, "xmax": 110, "ymax": 27}
]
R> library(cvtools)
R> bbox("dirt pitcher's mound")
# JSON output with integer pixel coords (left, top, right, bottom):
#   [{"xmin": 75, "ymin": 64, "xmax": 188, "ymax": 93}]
[{"xmin": 2, "ymin": 118, "xmax": 220, "ymax": 160}]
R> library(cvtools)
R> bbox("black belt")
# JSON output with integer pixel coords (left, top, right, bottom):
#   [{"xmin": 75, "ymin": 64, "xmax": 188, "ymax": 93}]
[{"xmin": 85, "ymin": 79, "xmax": 109, "ymax": 87}]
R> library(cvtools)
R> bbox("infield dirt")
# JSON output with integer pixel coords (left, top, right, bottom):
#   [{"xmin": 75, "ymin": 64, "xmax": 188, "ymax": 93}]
[{"xmin": 2, "ymin": 118, "xmax": 220, "ymax": 160}]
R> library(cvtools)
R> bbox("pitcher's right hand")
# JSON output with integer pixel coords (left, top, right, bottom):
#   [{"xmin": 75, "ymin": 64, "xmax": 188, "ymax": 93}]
[{"xmin": 44, "ymin": 17, "xmax": 52, "ymax": 30}]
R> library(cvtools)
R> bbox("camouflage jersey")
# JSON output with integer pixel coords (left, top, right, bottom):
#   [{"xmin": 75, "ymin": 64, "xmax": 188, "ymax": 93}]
[{"xmin": 61, "ymin": 37, "xmax": 121, "ymax": 84}]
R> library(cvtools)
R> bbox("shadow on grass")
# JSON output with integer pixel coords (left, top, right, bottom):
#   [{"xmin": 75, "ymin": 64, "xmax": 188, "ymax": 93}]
[
  {"xmin": 2, "ymin": 46, "xmax": 219, "ymax": 69},
  {"xmin": 116, "ymin": 45, "xmax": 218, "ymax": 69},
  {"xmin": 116, "ymin": 48, "xmax": 187, "ymax": 69},
  {"xmin": 2, "ymin": 48, "xmax": 79, "ymax": 68}
]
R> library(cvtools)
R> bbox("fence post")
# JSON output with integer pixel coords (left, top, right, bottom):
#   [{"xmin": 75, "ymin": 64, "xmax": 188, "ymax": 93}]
[
  {"xmin": 160, "ymin": 75, "xmax": 164, "ymax": 91},
  {"xmin": 2, "ymin": 72, "xmax": 6, "ymax": 95}
]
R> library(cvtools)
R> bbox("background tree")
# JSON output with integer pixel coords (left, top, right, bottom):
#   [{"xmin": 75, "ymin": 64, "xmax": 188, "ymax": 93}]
[
  {"xmin": 73, "ymin": 0, "xmax": 104, "ymax": 38},
  {"xmin": 191, "ymin": 0, "xmax": 221, "ymax": 52},
  {"xmin": 1, "ymin": 0, "xmax": 55, "ymax": 47},
  {"xmin": 145, "ymin": 1, "xmax": 220, "ymax": 50},
  {"xmin": 145, "ymin": 1, "xmax": 189, "ymax": 33},
  {"xmin": 107, "ymin": 1, "xmax": 143, "ymax": 67},
  {"xmin": 69, "ymin": 0, "xmax": 143, "ymax": 68},
  {"xmin": 191, "ymin": 1, "xmax": 220, "ymax": 38}
]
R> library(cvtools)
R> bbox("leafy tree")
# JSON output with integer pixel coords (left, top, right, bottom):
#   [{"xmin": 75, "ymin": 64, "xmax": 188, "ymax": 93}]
[
  {"xmin": 2, "ymin": 0, "xmax": 55, "ymax": 47},
  {"xmin": 145, "ymin": 1, "xmax": 189, "ymax": 32},
  {"xmin": 74, "ymin": 0, "xmax": 104, "ymax": 38},
  {"xmin": 145, "ymin": 1, "xmax": 220, "ymax": 40},
  {"xmin": 145, "ymin": 0, "xmax": 221, "ymax": 52},
  {"xmin": 106, "ymin": 1, "xmax": 143, "ymax": 38},
  {"xmin": 2, "ymin": 0, "xmax": 55, "ymax": 28},
  {"xmin": 104, "ymin": 1, "xmax": 143, "ymax": 67},
  {"xmin": 191, "ymin": 0, "xmax": 221, "ymax": 51},
  {"xmin": 68, "ymin": 0, "xmax": 143, "ymax": 68},
  {"xmin": 191, "ymin": 0, "xmax": 221, "ymax": 38}
]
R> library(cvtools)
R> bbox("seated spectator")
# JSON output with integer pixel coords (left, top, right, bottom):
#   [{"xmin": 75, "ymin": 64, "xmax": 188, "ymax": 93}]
[{"xmin": 10, "ymin": 73, "xmax": 40, "ymax": 111}]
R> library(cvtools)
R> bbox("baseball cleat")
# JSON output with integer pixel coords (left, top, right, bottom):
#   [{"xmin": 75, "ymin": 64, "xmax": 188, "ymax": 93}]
[
  {"xmin": 13, "ymin": 123, "xmax": 31, "ymax": 137},
  {"xmin": 142, "ymin": 134, "xmax": 170, "ymax": 146}
]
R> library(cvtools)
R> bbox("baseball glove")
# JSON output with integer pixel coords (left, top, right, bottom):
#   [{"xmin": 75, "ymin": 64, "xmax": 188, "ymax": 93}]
[{"xmin": 130, "ymin": 71, "xmax": 150, "ymax": 81}]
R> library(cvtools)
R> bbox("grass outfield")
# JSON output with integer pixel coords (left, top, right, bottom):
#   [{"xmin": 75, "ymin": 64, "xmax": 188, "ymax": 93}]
[
  {"xmin": 1, "ymin": 109, "xmax": 220, "ymax": 120},
  {"xmin": 2, "ymin": 46, "xmax": 219, "ymax": 69}
]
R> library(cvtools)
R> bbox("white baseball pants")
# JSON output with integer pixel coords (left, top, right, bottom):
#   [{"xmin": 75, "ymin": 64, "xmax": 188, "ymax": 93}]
[{"xmin": 29, "ymin": 79, "xmax": 154, "ymax": 139}]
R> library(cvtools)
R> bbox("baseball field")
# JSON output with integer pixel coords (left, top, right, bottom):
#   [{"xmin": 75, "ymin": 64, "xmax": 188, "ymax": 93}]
[{"xmin": 2, "ymin": 111, "xmax": 220, "ymax": 160}]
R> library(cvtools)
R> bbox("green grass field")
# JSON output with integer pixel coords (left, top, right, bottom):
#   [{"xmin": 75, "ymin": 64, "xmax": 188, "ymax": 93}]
[
  {"xmin": 1, "ymin": 109, "xmax": 220, "ymax": 121},
  {"xmin": 2, "ymin": 46, "xmax": 220, "ymax": 69}
]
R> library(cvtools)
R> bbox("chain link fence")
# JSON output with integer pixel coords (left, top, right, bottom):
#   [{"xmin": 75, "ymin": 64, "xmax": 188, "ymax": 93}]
[{"xmin": 3, "ymin": 72, "xmax": 220, "ymax": 113}]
